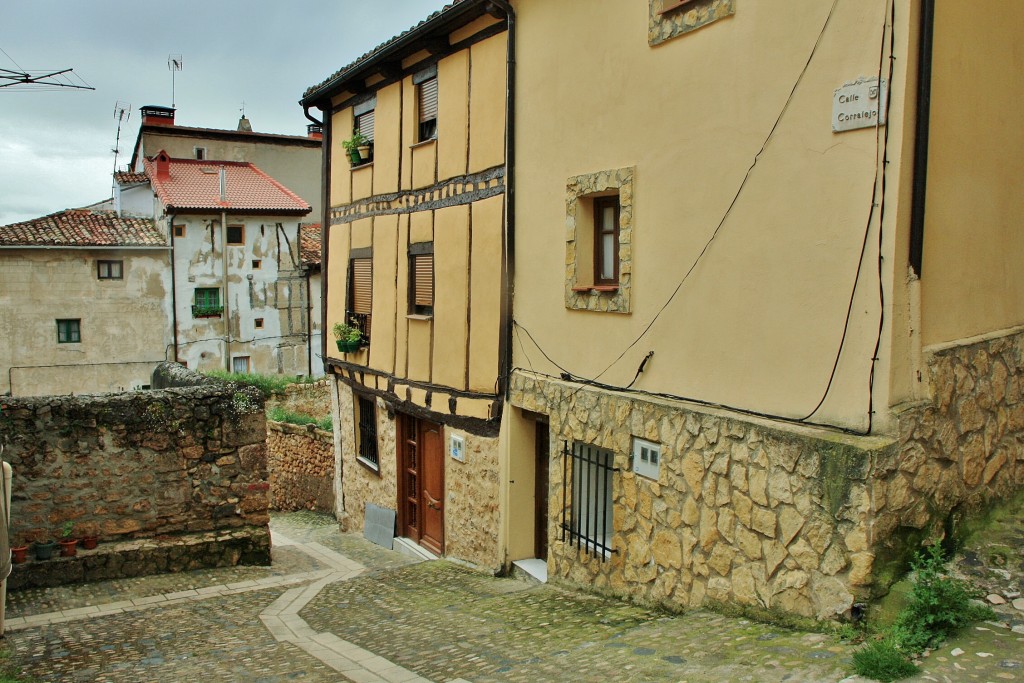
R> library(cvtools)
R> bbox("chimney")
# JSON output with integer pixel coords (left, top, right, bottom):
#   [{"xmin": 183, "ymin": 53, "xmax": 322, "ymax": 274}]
[
  {"xmin": 140, "ymin": 105, "xmax": 176, "ymax": 127},
  {"xmin": 155, "ymin": 151, "xmax": 171, "ymax": 181},
  {"xmin": 306, "ymin": 124, "xmax": 323, "ymax": 140},
  {"xmin": 237, "ymin": 115, "xmax": 252, "ymax": 132}
]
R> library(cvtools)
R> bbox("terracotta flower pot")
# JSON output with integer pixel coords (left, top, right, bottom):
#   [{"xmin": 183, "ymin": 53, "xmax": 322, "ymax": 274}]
[
  {"xmin": 11, "ymin": 545, "xmax": 28, "ymax": 564},
  {"xmin": 82, "ymin": 536, "xmax": 99, "ymax": 550},
  {"xmin": 59, "ymin": 538, "xmax": 78, "ymax": 557}
]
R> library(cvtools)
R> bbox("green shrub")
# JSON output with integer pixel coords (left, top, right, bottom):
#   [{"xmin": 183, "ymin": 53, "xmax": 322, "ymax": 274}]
[
  {"xmin": 203, "ymin": 370, "xmax": 313, "ymax": 398},
  {"xmin": 890, "ymin": 544, "xmax": 993, "ymax": 654},
  {"xmin": 267, "ymin": 407, "xmax": 331, "ymax": 432},
  {"xmin": 852, "ymin": 639, "xmax": 919, "ymax": 682}
]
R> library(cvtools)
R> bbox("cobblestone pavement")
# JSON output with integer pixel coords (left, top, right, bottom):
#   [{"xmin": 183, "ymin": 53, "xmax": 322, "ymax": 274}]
[{"xmin": 2, "ymin": 510, "xmax": 1021, "ymax": 682}]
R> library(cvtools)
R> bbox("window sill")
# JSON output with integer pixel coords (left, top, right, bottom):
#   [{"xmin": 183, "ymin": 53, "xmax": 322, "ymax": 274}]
[
  {"xmin": 351, "ymin": 161, "xmax": 374, "ymax": 171},
  {"xmin": 410, "ymin": 138, "xmax": 437, "ymax": 150},
  {"xmin": 406, "ymin": 314, "xmax": 433, "ymax": 321},
  {"xmin": 571, "ymin": 285, "xmax": 619, "ymax": 293},
  {"xmin": 356, "ymin": 456, "xmax": 380, "ymax": 475}
]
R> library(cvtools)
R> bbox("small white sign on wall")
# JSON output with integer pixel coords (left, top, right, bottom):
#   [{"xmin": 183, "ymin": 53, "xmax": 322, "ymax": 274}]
[
  {"xmin": 833, "ymin": 76, "xmax": 887, "ymax": 133},
  {"xmin": 450, "ymin": 433, "xmax": 465, "ymax": 462}
]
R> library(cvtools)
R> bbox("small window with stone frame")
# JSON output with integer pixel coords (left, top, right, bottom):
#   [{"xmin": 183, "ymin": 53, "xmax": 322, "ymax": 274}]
[{"xmin": 355, "ymin": 394, "xmax": 380, "ymax": 471}]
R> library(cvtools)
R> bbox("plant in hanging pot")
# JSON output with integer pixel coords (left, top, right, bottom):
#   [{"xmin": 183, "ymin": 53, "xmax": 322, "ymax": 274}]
[
  {"xmin": 58, "ymin": 521, "xmax": 78, "ymax": 557},
  {"xmin": 342, "ymin": 131, "xmax": 372, "ymax": 165},
  {"xmin": 333, "ymin": 321, "xmax": 364, "ymax": 353}
]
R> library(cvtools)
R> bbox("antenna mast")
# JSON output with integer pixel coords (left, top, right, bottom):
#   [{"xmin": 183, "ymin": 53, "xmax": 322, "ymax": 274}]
[
  {"xmin": 168, "ymin": 54, "xmax": 182, "ymax": 107},
  {"xmin": 110, "ymin": 101, "xmax": 131, "ymax": 195}
]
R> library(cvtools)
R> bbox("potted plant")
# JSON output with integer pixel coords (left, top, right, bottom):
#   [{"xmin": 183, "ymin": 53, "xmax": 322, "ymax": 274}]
[
  {"xmin": 58, "ymin": 521, "xmax": 78, "ymax": 557},
  {"xmin": 11, "ymin": 540, "xmax": 29, "ymax": 564},
  {"xmin": 333, "ymin": 321, "xmax": 364, "ymax": 353},
  {"xmin": 82, "ymin": 532, "xmax": 100, "ymax": 550},
  {"xmin": 33, "ymin": 538, "xmax": 56, "ymax": 561},
  {"xmin": 342, "ymin": 131, "xmax": 372, "ymax": 165}
]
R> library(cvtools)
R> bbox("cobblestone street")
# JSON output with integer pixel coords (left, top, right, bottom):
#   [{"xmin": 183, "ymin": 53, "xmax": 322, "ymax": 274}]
[{"xmin": 2, "ymin": 512, "xmax": 1021, "ymax": 682}]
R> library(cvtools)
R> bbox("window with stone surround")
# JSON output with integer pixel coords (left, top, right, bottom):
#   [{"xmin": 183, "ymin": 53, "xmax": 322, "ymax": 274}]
[
  {"xmin": 355, "ymin": 394, "xmax": 380, "ymax": 472},
  {"xmin": 648, "ymin": 0, "xmax": 734, "ymax": 47},
  {"xmin": 565, "ymin": 167, "xmax": 634, "ymax": 313}
]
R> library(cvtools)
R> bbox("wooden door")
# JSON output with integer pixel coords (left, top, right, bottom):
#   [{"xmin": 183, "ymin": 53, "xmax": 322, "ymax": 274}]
[
  {"xmin": 534, "ymin": 420, "xmax": 550, "ymax": 560},
  {"xmin": 398, "ymin": 413, "xmax": 444, "ymax": 554}
]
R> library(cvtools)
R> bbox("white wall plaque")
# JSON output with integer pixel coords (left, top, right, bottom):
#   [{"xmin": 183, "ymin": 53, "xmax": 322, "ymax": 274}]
[
  {"xmin": 449, "ymin": 433, "xmax": 465, "ymax": 462},
  {"xmin": 833, "ymin": 76, "xmax": 887, "ymax": 133}
]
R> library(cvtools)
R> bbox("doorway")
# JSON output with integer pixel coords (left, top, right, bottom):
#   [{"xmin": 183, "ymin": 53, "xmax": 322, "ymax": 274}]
[
  {"xmin": 534, "ymin": 419, "xmax": 550, "ymax": 560},
  {"xmin": 397, "ymin": 413, "xmax": 445, "ymax": 555}
]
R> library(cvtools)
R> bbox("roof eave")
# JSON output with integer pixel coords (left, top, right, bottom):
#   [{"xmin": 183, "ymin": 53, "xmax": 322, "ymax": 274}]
[{"xmin": 301, "ymin": 0, "xmax": 490, "ymax": 108}]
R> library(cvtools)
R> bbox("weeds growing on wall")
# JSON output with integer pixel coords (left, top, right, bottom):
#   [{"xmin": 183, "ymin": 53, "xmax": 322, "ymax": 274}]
[
  {"xmin": 853, "ymin": 544, "xmax": 994, "ymax": 682},
  {"xmin": 203, "ymin": 370, "xmax": 313, "ymax": 398},
  {"xmin": 267, "ymin": 407, "xmax": 332, "ymax": 432}
]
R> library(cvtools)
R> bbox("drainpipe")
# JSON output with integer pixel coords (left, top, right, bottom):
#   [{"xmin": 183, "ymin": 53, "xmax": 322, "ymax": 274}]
[
  {"xmin": 908, "ymin": 0, "xmax": 934, "ymax": 278},
  {"xmin": 487, "ymin": 0, "xmax": 516, "ymax": 401},
  {"xmin": 306, "ymin": 266, "xmax": 314, "ymax": 377},
  {"xmin": 168, "ymin": 213, "xmax": 179, "ymax": 362},
  {"xmin": 221, "ymin": 209, "xmax": 230, "ymax": 371}
]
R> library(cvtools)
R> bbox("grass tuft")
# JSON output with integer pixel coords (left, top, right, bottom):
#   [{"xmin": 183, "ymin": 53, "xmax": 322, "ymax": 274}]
[
  {"xmin": 202, "ymin": 370, "xmax": 313, "ymax": 398},
  {"xmin": 267, "ymin": 407, "xmax": 332, "ymax": 431},
  {"xmin": 852, "ymin": 639, "xmax": 919, "ymax": 682}
]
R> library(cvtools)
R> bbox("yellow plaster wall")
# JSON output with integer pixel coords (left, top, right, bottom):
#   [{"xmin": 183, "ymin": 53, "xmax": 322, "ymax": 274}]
[
  {"xmin": 512, "ymin": 0, "xmax": 899, "ymax": 431},
  {"xmin": 919, "ymin": 3, "xmax": 1024, "ymax": 346},
  {"xmin": 438, "ymin": 50, "xmax": 470, "ymax": 181},
  {"xmin": 468, "ymin": 34, "xmax": 507, "ymax": 173},
  {"xmin": 432, "ymin": 204, "xmax": 471, "ymax": 390},
  {"xmin": 469, "ymin": 194, "xmax": 504, "ymax": 392},
  {"xmin": 350, "ymin": 218, "xmax": 373, "ymax": 250},
  {"xmin": 395, "ymin": 215, "xmax": 411, "ymax": 378},
  {"xmin": 370, "ymin": 215, "xmax": 398, "ymax": 374},
  {"xmin": 351, "ymin": 165, "xmax": 373, "ymax": 202},
  {"xmin": 330, "ymin": 110, "xmax": 353, "ymax": 207},
  {"xmin": 400, "ymin": 77, "xmax": 416, "ymax": 191},
  {"xmin": 373, "ymin": 83, "xmax": 402, "ymax": 196},
  {"xmin": 503, "ymin": 408, "xmax": 538, "ymax": 562},
  {"xmin": 324, "ymin": 226, "xmax": 350, "ymax": 362},
  {"xmin": 412, "ymin": 141, "xmax": 437, "ymax": 189}
]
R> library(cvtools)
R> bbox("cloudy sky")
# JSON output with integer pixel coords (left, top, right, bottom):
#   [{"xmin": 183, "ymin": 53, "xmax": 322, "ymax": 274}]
[{"xmin": 0, "ymin": 1, "xmax": 450, "ymax": 226}]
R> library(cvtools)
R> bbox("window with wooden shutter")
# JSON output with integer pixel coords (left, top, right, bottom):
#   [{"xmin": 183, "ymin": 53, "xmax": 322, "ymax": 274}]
[
  {"xmin": 417, "ymin": 77, "xmax": 438, "ymax": 142},
  {"xmin": 348, "ymin": 253, "xmax": 373, "ymax": 340},
  {"xmin": 593, "ymin": 196, "xmax": 620, "ymax": 286},
  {"xmin": 355, "ymin": 110, "xmax": 375, "ymax": 142},
  {"xmin": 409, "ymin": 242, "xmax": 433, "ymax": 316}
]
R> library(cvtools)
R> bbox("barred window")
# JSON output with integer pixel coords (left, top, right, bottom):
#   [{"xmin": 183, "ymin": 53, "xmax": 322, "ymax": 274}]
[
  {"xmin": 561, "ymin": 441, "xmax": 616, "ymax": 559},
  {"xmin": 356, "ymin": 394, "xmax": 379, "ymax": 471}
]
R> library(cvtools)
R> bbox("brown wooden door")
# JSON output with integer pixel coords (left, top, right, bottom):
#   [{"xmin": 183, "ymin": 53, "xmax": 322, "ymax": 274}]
[
  {"xmin": 398, "ymin": 413, "xmax": 444, "ymax": 555},
  {"xmin": 419, "ymin": 420, "xmax": 444, "ymax": 555},
  {"xmin": 534, "ymin": 420, "xmax": 550, "ymax": 560}
]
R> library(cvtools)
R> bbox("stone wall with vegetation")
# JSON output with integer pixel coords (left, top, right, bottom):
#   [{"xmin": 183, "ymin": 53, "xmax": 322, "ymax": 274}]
[
  {"xmin": 266, "ymin": 379, "xmax": 332, "ymax": 421},
  {"xmin": 267, "ymin": 420, "xmax": 335, "ymax": 512},
  {"xmin": 0, "ymin": 362, "xmax": 271, "ymax": 582},
  {"xmin": 511, "ymin": 327, "xmax": 1024, "ymax": 620}
]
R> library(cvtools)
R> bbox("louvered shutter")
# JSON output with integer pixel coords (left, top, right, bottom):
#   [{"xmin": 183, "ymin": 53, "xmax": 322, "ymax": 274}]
[
  {"xmin": 350, "ymin": 258, "xmax": 372, "ymax": 314},
  {"xmin": 418, "ymin": 78, "xmax": 438, "ymax": 124},
  {"xmin": 413, "ymin": 254, "xmax": 433, "ymax": 308},
  {"xmin": 356, "ymin": 111, "xmax": 375, "ymax": 142}
]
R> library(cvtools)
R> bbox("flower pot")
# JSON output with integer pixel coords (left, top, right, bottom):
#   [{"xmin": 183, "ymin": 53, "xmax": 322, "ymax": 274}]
[
  {"xmin": 59, "ymin": 538, "xmax": 79, "ymax": 557},
  {"xmin": 11, "ymin": 545, "xmax": 28, "ymax": 564},
  {"xmin": 336, "ymin": 339, "xmax": 360, "ymax": 353},
  {"xmin": 33, "ymin": 540, "xmax": 56, "ymax": 561},
  {"xmin": 82, "ymin": 536, "xmax": 99, "ymax": 550},
  {"xmin": 357, "ymin": 145, "xmax": 372, "ymax": 162},
  {"xmin": 348, "ymin": 149, "xmax": 362, "ymax": 165}
]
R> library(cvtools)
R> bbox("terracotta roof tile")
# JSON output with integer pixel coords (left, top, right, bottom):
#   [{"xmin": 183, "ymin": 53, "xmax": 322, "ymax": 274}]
[
  {"xmin": 0, "ymin": 209, "xmax": 166, "ymax": 248},
  {"xmin": 304, "ymin": 0, "xmax": 471, "ymax": 100},
  {"xmin": 143, "ymin": 154, "xmax": 311, "ymax": 215},
  {"xmin": 114, "ymin": 171, "xmax": 148, "ymax": 185},
  {"xmin": 300, "ymin": 223, "xmax": 322, "ymax": 266}
]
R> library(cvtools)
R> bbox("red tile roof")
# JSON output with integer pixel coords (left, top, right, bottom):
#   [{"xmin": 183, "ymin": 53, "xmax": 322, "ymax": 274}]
[
  {"xmin": 0, "ymin": 209, "xmax": 166, "ymax": 248},
  {"xmin": 300, "ymin": 223, "xmax": 322, "ymax": 266},
  {"xmin": 114, "ymin": 171, "xmax": 148, "ymax": 185},
  {"xmin": 304, "ymin": 0, "xmax": 476, "ymax": 101},
  {"xmin": 143, "ymin": 153, "xmax": 311, "ymax": 215}
]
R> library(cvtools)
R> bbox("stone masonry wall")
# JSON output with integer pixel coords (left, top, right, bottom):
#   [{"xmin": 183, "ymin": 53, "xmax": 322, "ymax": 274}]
[
  {"xmin": 267, "ymin": 420, "xmax": 335, "ymax": 512},
  {"xmin": 266, "ymin": 380, "xmax": 332, "ymax": 421},
  {"xmin": 336, "ymin": 382, "xmax": 398, "ymax": 534},
  {"xmin": 509, "ymin": 327, "xmax": 1024, "ymax": 620},
  {"xmin": 0, "ymin": 363, "xmax": 270, "ymax": 557}
]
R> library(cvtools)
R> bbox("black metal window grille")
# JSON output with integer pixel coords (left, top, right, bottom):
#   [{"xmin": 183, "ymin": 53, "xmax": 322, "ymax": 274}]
[
  {"xmin": 356, "ymin": 395, "xmax": 379, "ymax": 469},
  {"xmin": 561, "ymin": 441, "xmax": 618, "ymax": 559}
]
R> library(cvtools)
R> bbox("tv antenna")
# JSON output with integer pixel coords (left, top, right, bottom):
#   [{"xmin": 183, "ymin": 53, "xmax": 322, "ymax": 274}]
[
  {"xmin": 110, "ymin": 101, "xmax": 131, "ymax": 194},
  {"xmin": 168, "ymin": 54, "xmax": 182, "ymax": 107},
  {"xmin": 0, "ymin": 46, "xmax": 94, "ymax": 91}
]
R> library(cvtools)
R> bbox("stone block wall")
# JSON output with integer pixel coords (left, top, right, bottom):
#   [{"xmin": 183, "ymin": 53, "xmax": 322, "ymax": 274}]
[
  {"xmin": 335, "ymin": 384, "xmax": 398, "ymax": 534},
  {"xmin": 266, "ymin": 380, "xmax": 332, "ymax": 421},
  {"xmin": 267, "ymin": 420, "xmax": 335, "ymax": 512},
  {"xmin": 510, "ymin": 329, "xmax": 1024, "ymax": 620},
  {"xmin": 0, "ymin": 363, "xmax": 270, "ymax": 567}
]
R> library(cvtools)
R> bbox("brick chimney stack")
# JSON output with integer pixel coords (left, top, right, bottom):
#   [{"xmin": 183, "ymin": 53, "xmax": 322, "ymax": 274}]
[
  {"xmin": 140, "ymin": 105, "xmax": 176, "ymax": 127},
  {"xmin": 154, "ymin": 151, "xmax": 171, "ymax": 181},
  {"xmin": 307, "ymin": 124, "xmax": 323, "ymax": 140}
]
